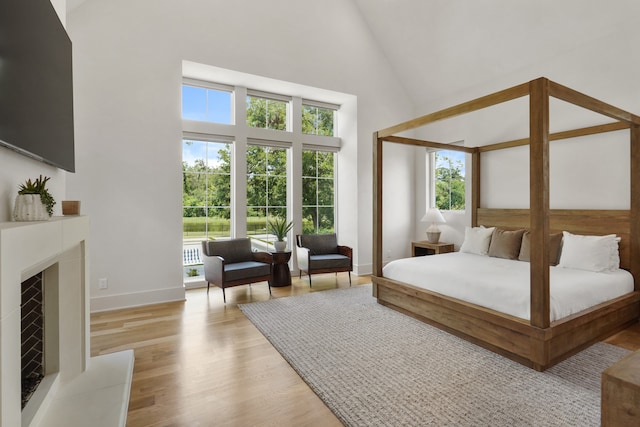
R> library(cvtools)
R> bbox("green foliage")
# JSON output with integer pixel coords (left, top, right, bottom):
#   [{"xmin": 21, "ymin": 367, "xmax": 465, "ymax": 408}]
[
  {"xmin": 246, "ymin": 146, "xmax": 287, "ymax": 211},
  {"xmin": 302, "ymin": 105, "xmax": 334, "ymax": 136},
  {"xmin": 183, "ymin": 216, "xmax": 231, "ymax": 238},
  {"xmin": 246, "ymin": 96, "xmax": 287, "ymax": 130},
  {"xmin": 18, "ymin": 175, "xmax": 56, "ymax": 216},
  {"xmin": 182, "ymin": 141, "xmax": 232, "ymax": 219},
  {"xmin": 301, "ymin": 209, "xmax": 335, "ymax": 234},
  {"xmin": 182, "ymin": 120, "xmax": 337, "ymax": 240},
  {"xmin": 186, "ymin": 268, "xmax": 200, "ymax": 277},
  {"xmin": 434, "ymin": 152, "xmax": 465, "ymax": 211},
  {"xmin": 183, "ymin": 216, "xmax": 273, "ymax": 239},
  {"xmin": 268, "ymin": 216, "xmax": 293, "ymax": 241},
  {"xmin": 301, "ymin": 150, "xmax": 335, "ymax": 234}
]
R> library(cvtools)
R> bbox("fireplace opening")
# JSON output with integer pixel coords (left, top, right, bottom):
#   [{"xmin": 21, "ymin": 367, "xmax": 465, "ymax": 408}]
[{"xmin": 21, "ymin": 272, "xmax": 44, "ymax": 409}]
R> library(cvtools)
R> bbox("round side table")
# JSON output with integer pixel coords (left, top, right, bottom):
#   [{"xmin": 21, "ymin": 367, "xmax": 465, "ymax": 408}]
[{"xmin": 269, "ymin": 251, "xmax": 292, "ymax": 287}]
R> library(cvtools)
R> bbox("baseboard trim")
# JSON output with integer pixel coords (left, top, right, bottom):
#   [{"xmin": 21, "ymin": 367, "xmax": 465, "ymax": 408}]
[
  {"xmin": 354, "ymin": 263, "xmax": 372, "ymax": 276},
  {"xmin": 91, "ymin": 286, "xmax": 185, "ymax": 312}
]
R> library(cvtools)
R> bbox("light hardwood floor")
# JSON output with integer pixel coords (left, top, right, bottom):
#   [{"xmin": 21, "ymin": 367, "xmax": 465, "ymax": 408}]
[
  {"xmin": 91, "ymin": 273, "xmax": 368, "ymax": 427},
  {"xmin": 91, "ymin": 273, "xmax": 640, "ymax": 427}
]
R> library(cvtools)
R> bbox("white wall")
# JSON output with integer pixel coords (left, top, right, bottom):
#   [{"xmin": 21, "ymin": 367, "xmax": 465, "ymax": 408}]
[{"xmin": 67, "ymin": 0, "xmax": 414, "ymax": 310}]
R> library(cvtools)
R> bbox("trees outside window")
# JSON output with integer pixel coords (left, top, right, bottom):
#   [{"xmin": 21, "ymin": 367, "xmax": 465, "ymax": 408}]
[
  {"xmin": 434, "ymin": 150, "xmax": 465, "ymax": 211},
  {"xmin": 302, "ymin": 104, "xmax": 335, "ymax": 136},
  {"xmin": 302, "ymin": 150, "xmax": 335, "ymax": 234},
  {"xmin": 182, "ymin": 139, "xmax": 232, "ymax": 240},
  {"xmin": 246, "ymin": 146, "xmax": 288, "ymax": 244},
  {"xmin": 246, "ymin": 95, "xmax": 287, "ymax": 131}
]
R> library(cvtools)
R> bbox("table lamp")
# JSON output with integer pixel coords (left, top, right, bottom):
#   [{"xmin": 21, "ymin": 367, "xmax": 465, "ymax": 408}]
[{"xmin": 421, "ymin": 208, "xmax": 446, "ymax": 243}]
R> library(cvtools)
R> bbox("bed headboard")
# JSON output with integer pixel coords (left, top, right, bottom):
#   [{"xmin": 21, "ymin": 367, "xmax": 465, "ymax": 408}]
[{"xmin": 476, "ymin": 208, "xmax": 631, "ymax": 270}]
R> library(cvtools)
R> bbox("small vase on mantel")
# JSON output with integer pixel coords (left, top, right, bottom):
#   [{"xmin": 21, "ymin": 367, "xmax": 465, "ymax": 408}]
[{"xmin": 13, "ymin": 194, "xmax": 51, "ymax": 221}]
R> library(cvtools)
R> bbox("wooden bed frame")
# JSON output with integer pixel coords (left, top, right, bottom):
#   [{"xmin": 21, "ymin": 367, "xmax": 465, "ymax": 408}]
[{"xmin": 372, "ymin": 77, "xmax": 640, "ymax": 371}]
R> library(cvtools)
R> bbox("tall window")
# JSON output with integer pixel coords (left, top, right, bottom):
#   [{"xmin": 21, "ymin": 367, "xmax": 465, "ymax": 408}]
[
  {"xmin": 182, "ymin": 139, "xmax": 232, "ymax": 240},
  {"xmin": 246, "ymin": 146, "xmax": 288, "ymax": 245},
  {"xmin": 433, "ymin": 150, "xmax": 465, "ymax": 211},
  {"xmin": 302, "ymin": 150, "xmax": 335, "ymax": 234},
  {"xmin": 182, "ymin": 84, "xmax": 232, "ymax": 124},
  {"xmin": 246, "ymin": 94, "xmax": 288, "ymax": 131},
  {"xmin": 181, "ymin": 77, "xmax": 343, "ymax": 282},
  {"xmin": 302, "ymin": 104, "xmax": 335, "ymax": 136}
]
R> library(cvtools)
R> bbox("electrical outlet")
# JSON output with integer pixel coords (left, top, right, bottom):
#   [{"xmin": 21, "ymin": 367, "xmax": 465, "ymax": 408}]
[
  {"xmin": 385, "ymin": 250, "xmax": 391, "ymax": 259},
  {"xmin": 98, "ymin": 278, "xmax": 108, "ymax": 289}
]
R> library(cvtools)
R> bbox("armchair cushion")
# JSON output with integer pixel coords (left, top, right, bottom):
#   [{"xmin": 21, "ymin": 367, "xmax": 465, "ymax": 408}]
[
  {"xmin": 298, "ymin": 233, "xmax": 339, "ymax": 255},
  {"xmin": 224, "ymin": 261, "xmax": 271, "ymax": 282},
  {"xmin": 202, "ymin": 238, "xmax": 253, "ymax": 264},
  {"xmin": 309, "ymin": 254, "xmax": 351, "ymax": 270}
]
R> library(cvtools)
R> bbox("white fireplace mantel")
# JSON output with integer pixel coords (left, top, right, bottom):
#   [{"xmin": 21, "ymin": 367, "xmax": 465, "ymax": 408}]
[{"xmin": 0, "ymin": 216, "xmax": 133, "ymax": 426}]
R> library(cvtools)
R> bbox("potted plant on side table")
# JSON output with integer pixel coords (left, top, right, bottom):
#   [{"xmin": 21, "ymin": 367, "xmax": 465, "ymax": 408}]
[
  {"xmin": 268, "ymin": 216, "xmax": 293, "ymax": 252},
  {"xmin": 13, "ymin": 175, "xmax": 56, "ymax": 221}
]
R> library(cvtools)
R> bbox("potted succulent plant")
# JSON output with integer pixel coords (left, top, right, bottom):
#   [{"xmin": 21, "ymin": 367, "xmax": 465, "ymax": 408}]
[
  {"xmin": 13, "ymin": 175, "xmax": 56, "ymax": 221},
  {"xmin": 268, "ymin": 216, "xmax": 293, "ymax": 252}
]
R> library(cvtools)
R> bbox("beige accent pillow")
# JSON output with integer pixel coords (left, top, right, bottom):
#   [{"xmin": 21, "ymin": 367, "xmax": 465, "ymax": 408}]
[
  {"xmin": 518, "ymin": 231, "xmax": 562, "ymax": 266},
  {"xmin": 459, "ymin": 226, "xmax": 495, "ymax": 256},
  {"xmin": 488, "ymin": 228, "xmax": 525, "ymax": 260}
]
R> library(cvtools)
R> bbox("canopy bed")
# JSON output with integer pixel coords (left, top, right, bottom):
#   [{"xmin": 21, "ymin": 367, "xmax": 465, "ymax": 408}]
[{"xmin": 372, "ymin": 77, "xmax": 640, "ymax": 371}]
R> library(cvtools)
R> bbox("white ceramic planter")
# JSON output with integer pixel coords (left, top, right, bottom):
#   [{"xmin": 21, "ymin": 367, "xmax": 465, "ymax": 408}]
[
  {"xmin": 274, "ymin": 241, "xmax": 287, "ymax": 252},
  {"xmin": 13, "ymin": 194, "xmax": 51, "ymax": 221}
]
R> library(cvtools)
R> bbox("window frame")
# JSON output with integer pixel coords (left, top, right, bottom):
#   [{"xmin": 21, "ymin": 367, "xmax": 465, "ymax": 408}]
[
  {"xmin": 182, "ymin": 78, "xmax": 234, "ymax": 125},
  {"xmin": 428, "ymin": 144, "xmax": 466, "ymax": 212},
  {"xmin": 181, "ymin": 77, "xmax": 344, "ymax": 280},
  {"xmin": 181, "ymin": 136, "xmax": 233, "ymax": 241},
  {"xmin": 302, "ymin": 99, "xmax": 339, "ymax": 137},
  {"xmin": 246, "ymin": 143, "xmax": 290, "ymax": 246},
  {"xmin": 302, "ymin": 148, "xmax": 337, "ymax": 234},
  {"xmin": 246, "ymin": 89, "xmax": 292, "ymax": 132}
]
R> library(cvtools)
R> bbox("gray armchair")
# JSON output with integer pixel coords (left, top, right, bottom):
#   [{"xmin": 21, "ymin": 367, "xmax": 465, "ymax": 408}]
[
  {"xmin": 201, "ymin": 238, "xmax": 272, "ymax": 303},
  {"xmin": 296, "ymin": 234, "xmax": 352, "ymax": 287}
]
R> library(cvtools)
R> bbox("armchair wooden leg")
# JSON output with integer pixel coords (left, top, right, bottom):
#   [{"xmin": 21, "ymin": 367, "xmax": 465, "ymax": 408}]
[
  {"xmin": 348, "ymin": 271, "xmax": 351, "ymax": 286},
  {"xmin": 222, "ymin": 287, "xmax": 226, "ymax": 303},
  {"xmin": 268, "ymin": 283, "xmax": 272, "ymax": 296},
  {"xmin": 207, "ymin": 282, "xmax": 210, "ymax": 294},
  {"xmin": 308, "ymin": 273, "xmax": 312, "ymax": 288}
]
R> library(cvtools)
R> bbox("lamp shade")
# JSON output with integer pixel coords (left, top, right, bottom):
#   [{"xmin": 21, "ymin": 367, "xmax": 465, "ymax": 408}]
[{"xmin": 421, "ymin": 208, "xmax": 446, "ymax": 224}]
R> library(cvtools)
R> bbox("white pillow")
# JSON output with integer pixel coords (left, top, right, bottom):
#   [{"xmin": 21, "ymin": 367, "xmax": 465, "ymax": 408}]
[
  {"xmin": 460, "ymin": 226, "xmax": 495, "ymax": 256},
  {"xmin": 557, "ymin": 231, "xmax": 621, "ymax": 273}
]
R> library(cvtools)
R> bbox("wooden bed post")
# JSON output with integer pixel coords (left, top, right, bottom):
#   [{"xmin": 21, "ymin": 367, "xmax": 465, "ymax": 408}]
[
  {"xmin": 471, "ymin": 150, "xmax": 480, "ymax": 227},
  {"xmin": 631, "ymin": 125, "xmax": 640, "ymax": 290},
  {"xmin": 373, "ymin": 132, "xmax": 383, "ymax": 296},
  {"xmin": 529, "ymin": 78, "xmax": 551, "ymax": 329}
]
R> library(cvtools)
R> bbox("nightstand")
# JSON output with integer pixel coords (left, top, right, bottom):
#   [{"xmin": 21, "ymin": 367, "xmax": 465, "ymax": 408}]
[{"xmin": 411, "ymin": 241, "xmax": 454, "ymax": 257}]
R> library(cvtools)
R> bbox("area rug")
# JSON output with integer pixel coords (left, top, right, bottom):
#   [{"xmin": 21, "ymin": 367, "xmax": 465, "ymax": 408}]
[{"xmin": 239, "ymin": 284, "xmax": 630, "ymax": 426}]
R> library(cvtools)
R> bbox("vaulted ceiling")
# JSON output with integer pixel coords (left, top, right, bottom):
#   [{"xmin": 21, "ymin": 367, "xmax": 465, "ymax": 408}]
[
  {"xmin": 351, "ymin": 0, "xmax": 635, "ymax": 111},
  {"xmin": 66, "ymin": 0, "xmax": 636, "ymax": 115}
]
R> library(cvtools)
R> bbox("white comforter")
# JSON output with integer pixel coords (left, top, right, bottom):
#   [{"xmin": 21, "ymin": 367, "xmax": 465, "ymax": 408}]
[{"xmin": 382, "ymin": 252, "xmax": 634, "ymax": 322}]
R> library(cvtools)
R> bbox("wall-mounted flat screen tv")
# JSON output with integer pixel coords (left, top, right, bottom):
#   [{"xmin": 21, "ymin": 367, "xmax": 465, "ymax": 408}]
[{"xmin": 0, "ymin": 0, "xmax": 75, "ymax": 172}]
